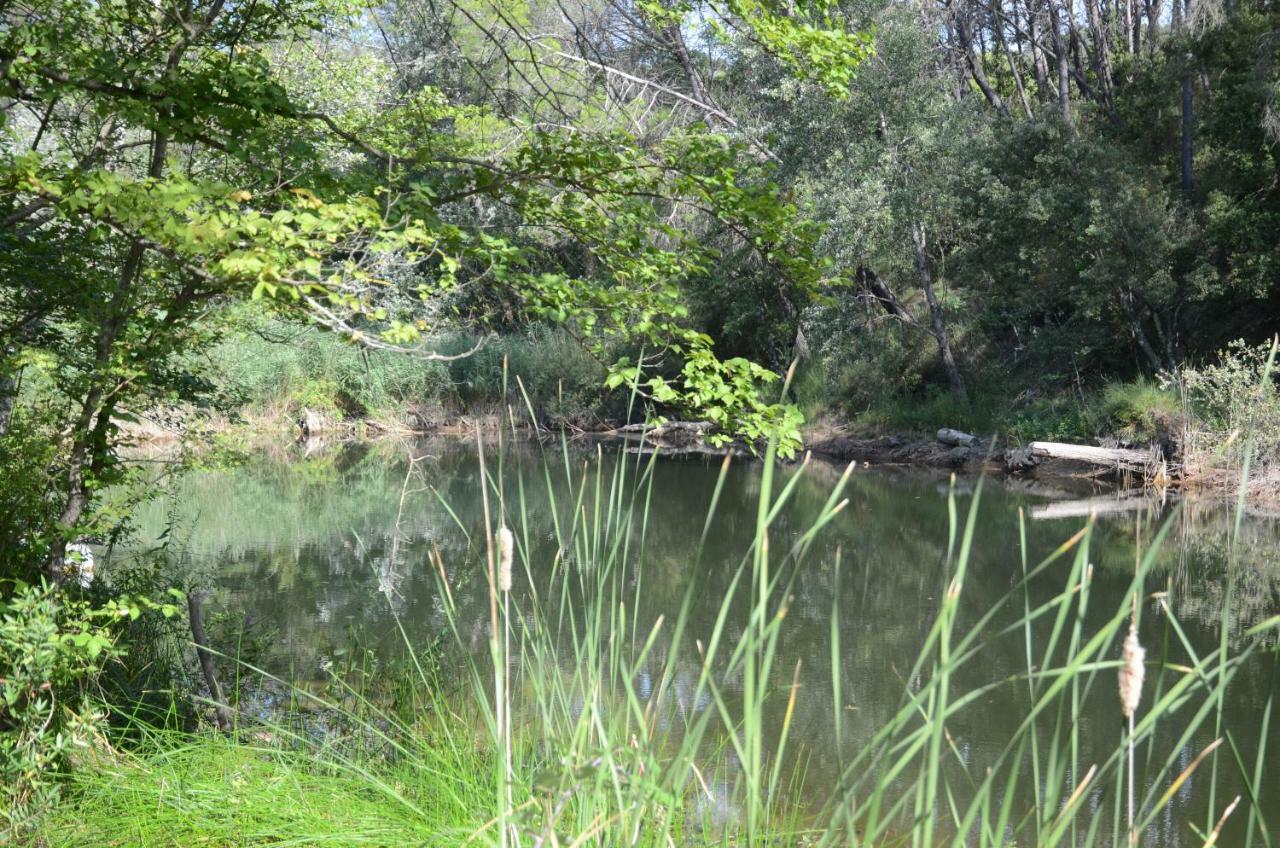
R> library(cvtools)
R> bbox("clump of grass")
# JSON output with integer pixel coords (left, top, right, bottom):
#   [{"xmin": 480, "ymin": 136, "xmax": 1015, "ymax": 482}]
[
  {"xmin": 1097, "ymin": 379, "xmax": 1183, "ymax": 446},
  {"xmin": 44, "ymin": 718, "xmax": 492, "ymax": 847},
  {"xmin": 1172, "ymin": 337, "xmax": 1280, "ymax": 496}
]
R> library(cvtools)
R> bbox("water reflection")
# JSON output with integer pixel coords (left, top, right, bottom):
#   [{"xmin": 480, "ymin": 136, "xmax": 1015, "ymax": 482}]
[{"xmin": 104, "ymin": 437, "xmax": 1280, "ymax": 845}]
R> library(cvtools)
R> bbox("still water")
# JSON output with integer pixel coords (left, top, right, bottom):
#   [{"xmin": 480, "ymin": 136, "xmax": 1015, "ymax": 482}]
[{"xmin": 109, "ymin": 437, "xmax": 1279, "ymax": 845}]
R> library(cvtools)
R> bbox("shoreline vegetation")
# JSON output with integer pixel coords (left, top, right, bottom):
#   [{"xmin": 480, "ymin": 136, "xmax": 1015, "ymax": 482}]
[{"xmin": 115, "ymin": 328, "xmax": 1280, "ymax": 500}]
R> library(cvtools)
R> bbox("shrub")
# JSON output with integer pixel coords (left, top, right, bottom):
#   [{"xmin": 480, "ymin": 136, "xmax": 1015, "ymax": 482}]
[
  {"xmin": 206, "ymin": 315, "xmax": 453, "ymax": 419},
  {"xmin": 441, "ymin": 326, "xmax": 622, "ymax": 422},
  {"xmin": 1169, "ymin": 338, "xmax": 1280, "ymax": 470},
  {"xmin": 1, "ymin": 585, "xmax": 120, "ymax": 836},
  {"xmin": 0, "ymin": 415, "xmax": 65, "ymax": 585}
]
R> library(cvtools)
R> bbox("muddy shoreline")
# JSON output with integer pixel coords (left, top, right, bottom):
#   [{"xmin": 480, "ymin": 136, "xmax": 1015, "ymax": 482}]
[{"xmin": 118, "ymin": 405, "xmax": 1158, "ymax": 491}]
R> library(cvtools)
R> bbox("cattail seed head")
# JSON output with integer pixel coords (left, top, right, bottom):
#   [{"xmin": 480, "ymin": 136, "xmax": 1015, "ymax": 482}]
[
  {"xmin": 1119, "ymin": 626, "xmax": 1146, "ymax": 719},
  {"xmin": 497, "ymin": 526, "xmax": 514, "ymax": 593}
]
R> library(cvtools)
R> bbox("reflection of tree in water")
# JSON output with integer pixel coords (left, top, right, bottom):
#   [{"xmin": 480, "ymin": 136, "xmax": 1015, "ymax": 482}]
[{"xmin": 1161, "ymin": 504, "xmax": 1280, "ymax": 646}]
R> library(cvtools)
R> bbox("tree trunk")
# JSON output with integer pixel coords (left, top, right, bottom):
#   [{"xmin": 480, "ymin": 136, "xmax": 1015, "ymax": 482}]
[
  {"xmin": 857, "ymin": 267, "xmax": 915, "ymax": 324},
  {"xmin": 1145, "ymin": 0, "xmax": 1163, "ymax": 49},
  {"xmin": 0, "ymin": 367, "xmax": 16, "ymax": 437},
  {"xmin": 997, "ymin": 16, "xmax": 1036, "ymax": 119},
  {"xmin": 48, "ymin": 129, "xmax": 169, "ymax": 583},
  {"xmin": 1086, "ymin": 0, "xmax": 1118, "ymax": 115},
  {"xmin": 1181, "ymin": 68, "xmax": 1194, "ymax": 196},
  {"xmin": 794, "ymin": 324, "xmax": 811, "ymax": 361},
  {"xmin": 1029, "ymin": 441, "xmax": 1157, "ymax": 469},
  {"xmin": 1120, "ymin": 294, "xmax": 1167, "ymax": 372},
  {"xmin": 955, "ymin": 12, "xmax": 1010, "ymax": 116},
  {"xmin": 1125, "ymin": 0, "xmax": 1137, "ymax": 53},
  {"xmin": 1148, "ymin": 306, "xmax": 1178, "ymax": 367},
  {"xmin": 1026, "ymin": 1, "xmax": 1052, "ymax": 99},
  {"xmin": 188, "ymin": 590, "xmax": 234, "ymax": 731},
  {"xmin": 911, "ymin": 223, "xmax": 966, "ymax": 402},
  {"xmin": 1048, "ymin": 0, "xmax": 1073, "ymax": 125},
  {"xmin": 662, "ymin": 22, "xmax": 713, "ymax": 111}
]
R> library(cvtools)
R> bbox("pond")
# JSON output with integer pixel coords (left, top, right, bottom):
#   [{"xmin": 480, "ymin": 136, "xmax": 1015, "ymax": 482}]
[{"xmin": 105, "ymin": 437, "xmax": 1280, "ymax": 846}]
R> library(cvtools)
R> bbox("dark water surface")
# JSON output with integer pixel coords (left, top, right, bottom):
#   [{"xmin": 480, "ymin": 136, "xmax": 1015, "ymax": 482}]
[{"xmin": 108, "ymin": 438, "xmax": 1280, "ymax": 845}]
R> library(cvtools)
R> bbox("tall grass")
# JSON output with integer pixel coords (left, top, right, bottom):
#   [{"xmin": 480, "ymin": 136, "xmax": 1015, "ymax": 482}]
[
  {"xmin": 47, "ymin": 394, "xmax": 1279, "ymax": 846},
  {"xmin": 421, "ymin": 406, "xmax": 1278, "ymax": 843}
]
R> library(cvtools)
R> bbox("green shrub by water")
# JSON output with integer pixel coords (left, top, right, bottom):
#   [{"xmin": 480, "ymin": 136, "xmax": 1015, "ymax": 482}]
[{"xmin": 206, "ymin": 313, "xmax": 453, "ymax": 418}]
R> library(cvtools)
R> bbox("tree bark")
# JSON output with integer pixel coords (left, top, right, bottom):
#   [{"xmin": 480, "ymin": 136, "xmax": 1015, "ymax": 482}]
[
  {"xmin": 911, "ymin": 223, "xmax": 966, "ymax": 402},
  {"xmin": 1086, "ymin": 0, "xmax": 1118, "ymax": 115},
  {"xmin": 662, "ymin": 22, "xmax": 714, "ymax": 113},
  {"xmin": 1121, "ymin": 294, "xmax": 1167, "ymax": 372},
  {"xmin": 0, "ymin": 356, "xmax": 16, "ymax": 437},
  {"xmin": 48, "ymin": 127, "xmax": 170, "ymax": 583},
  {"xmin": 1026, "ymin": 0, "xmax": 1052, "ymax": 99},
  {"xmin": 857, "ymin": 267, "xmax": 915, "ymax": 324},
  {"xmin": 1145, "ymin": 0, "xmax": 1163, "ymax": 49},
  {"xmin": 996, "ymin": 15, "xmax": 1036, "ymax": 120},
  {"xmin": 1125, "ymin": 0, "xmax": 1137, "ymax": 53},
  {"xmin": 1029, "ymin": 441, "xmax": 1156, "ymax": 468},
  {"xmin": 42, "ymin": 0, "xmax": 206, "ymax": 582}
]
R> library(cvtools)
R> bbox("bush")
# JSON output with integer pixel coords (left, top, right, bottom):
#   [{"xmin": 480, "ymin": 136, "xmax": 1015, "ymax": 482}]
[
  {"xmin": 203, "ymin": 313, "xmax": 624, "ymax": 425},
  {"xmin": 1, "ymin": 582, "xmax": 184, "ymax": 837},
  {"xmin": 1170, "ymin": 339, "xmax": 1280, "ymax": 468},
  {"xmin": 206, "ymin": 314, "xmax": 453, "ymax": 419},
  {"xmin": 441, "ymin": 326, "xmax": 622, "ymax": 422},
  {"xmin": 1, "ymin": 585, "xmax": 121, "ymax": 836},
  {"xmin": 0, "ymin": 415, "xmax": 65, "ymax": 585}
]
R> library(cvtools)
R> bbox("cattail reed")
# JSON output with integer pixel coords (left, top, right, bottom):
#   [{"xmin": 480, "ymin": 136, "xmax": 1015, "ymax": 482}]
[
  {"xmin": 1121, "ymin": 623, "xmax": 1146, "ymax": 844},
  {"xmin": 497, "ymin": 526, "xmax": 513, "ymax": 593},
  {"xmin": 1119, "ymin": 626, "xmax": 1146, "ymax": 719}
]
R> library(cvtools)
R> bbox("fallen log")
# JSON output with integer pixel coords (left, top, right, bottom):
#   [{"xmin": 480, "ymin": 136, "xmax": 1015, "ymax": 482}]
[
  {"xmin": 616, "ymin": 420, "xmax": 711, "ymax": 434},
  {"xmin": 1029, "ymin": 441, "xmax": 1155, "ymax": 470}
]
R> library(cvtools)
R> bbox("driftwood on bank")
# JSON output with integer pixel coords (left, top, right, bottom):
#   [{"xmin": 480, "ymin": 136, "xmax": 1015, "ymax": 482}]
[
  {"xmin": 1028, "ymin": 441, "xmax": 1156, "ymax": 470},
  {"xmin": 616, "ymin": 420, "xmax": 712, "ymax": 437},
  {"xmin": 615, "ymin": 420, "xmax": 714, "ymax": 446}
]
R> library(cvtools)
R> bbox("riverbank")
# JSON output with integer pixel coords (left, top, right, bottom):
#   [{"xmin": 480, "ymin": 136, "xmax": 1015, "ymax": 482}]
[{"xmin": 120, "ymin": 398, "xmax": 1271, "ymax": 502}]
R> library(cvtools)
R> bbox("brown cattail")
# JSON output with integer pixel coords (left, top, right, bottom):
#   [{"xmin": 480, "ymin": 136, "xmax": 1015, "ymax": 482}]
[
  {"xmin": 497, "ymin": 526, "xmax": 514, "ymax": 593},
  {"xmin": 1119, "ymin": 626, "xmax": 1146, "ymax": 719}
]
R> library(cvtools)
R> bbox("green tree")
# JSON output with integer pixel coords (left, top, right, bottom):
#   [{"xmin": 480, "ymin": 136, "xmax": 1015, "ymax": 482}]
[{"xmin": 2, "ymin": 0, "xmax": 855, "ymax": 582}]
